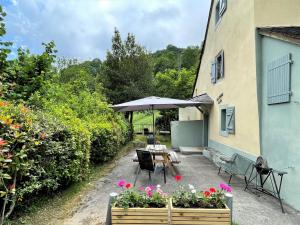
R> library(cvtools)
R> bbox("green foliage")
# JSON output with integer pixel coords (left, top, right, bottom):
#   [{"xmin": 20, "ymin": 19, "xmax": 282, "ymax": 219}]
[
  {"xmin": 1, "ymin": 42, "xmax": 57, "ymax": 102},
  {"xmin": 152, "ymin": 45, "xmax": 200, "ymax": 74},
  {"xmin": 154, "ymin": 68, "xmax": 196, "ymax": 99},
  {"xmin": 31, "ymin": 73, "xmax": 130, "ymax": 164},
  {"xmin": 0, "ymin": 102, "xmax": 90, "ymax": 223},
  {"xmin": 103, "ymin": 28, "xmax": 153, "ymax": 104}
]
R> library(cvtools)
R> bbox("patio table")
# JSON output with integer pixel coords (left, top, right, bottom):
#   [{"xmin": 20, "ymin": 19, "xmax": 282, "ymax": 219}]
[{"xmin": 146, "ymin": 145, "xmax": 176, "ymax": 176}]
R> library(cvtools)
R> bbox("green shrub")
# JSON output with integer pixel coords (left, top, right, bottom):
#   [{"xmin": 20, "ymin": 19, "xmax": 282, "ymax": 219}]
[
  {"xmin": 31, "ymin": 80, "xmax": 130, "ymax": 164},
  {"xmin": 0, "ymin": 101, "xmax": 90, "ymax": 215}
]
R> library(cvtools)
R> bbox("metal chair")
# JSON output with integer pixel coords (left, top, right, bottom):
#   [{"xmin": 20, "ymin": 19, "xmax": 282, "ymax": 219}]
[{"xmin": 134, "ymin": 149, "xmax": 166, "ymax": 186}]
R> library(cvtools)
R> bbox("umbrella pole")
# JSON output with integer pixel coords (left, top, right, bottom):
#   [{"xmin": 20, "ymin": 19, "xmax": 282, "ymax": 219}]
[{"xmin": 152, "ymin": 105, "xmax": 155, "ymax": 146}]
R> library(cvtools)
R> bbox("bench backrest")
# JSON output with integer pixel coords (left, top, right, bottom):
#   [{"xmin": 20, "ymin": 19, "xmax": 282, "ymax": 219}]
[{"xmin": 234, "ymin": 154, "xmax": 254, "ymax": 175}]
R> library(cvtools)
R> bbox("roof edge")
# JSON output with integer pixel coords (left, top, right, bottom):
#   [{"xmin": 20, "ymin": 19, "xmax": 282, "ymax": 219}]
[{"xmin": 192, "ymin": 0, "xmax": 214, "ymax": 98}]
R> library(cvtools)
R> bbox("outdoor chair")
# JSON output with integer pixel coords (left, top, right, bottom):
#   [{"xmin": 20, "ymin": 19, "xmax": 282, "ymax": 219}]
[{"xmin": 134, "ymin": 149, "xmax": 166, "ymax": 186}]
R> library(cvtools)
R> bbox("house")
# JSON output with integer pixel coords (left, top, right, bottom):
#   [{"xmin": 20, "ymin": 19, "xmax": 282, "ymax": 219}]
[{"xmin": 179, "ymin": 0, "xmax": 300, "ymax": 210}]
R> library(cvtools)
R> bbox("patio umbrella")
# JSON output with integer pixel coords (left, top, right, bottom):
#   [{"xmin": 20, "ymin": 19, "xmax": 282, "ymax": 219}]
[{"xmin": 111, "ymin": 96, "xmax": 204, "ymax": 143}]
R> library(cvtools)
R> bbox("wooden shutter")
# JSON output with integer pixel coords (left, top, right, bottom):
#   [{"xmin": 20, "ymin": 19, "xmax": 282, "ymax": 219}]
[
  {"xmin": 267, "ymin": 53, "xmax": 292, "ymax": 105},
  {"xmin": 226, "ymin": 107, "xmax": 235, "ymax": 134},
  {"xmin": 211, "ymin": 60, "xmax": 216, "ymax": 84},
  {"xmin": 220, "ymin": 0, "xmax": 227, "ymax": 16}
]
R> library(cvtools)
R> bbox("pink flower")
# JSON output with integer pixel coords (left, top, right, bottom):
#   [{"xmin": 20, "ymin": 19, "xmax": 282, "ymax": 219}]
[
  {"xmin": 145, "ymin": 186, "xmax": 152, "ymax": 192},
  {"xmin": 117, "ymin": 179, "xmax": 126, "ymax": 187},
  {"xmin": 219, "ymin": 183, "xmax": 232, "ymax": 192},
  {"xmin": 147, "ymin": 191, "xmax": 153, "ymax": 197}
]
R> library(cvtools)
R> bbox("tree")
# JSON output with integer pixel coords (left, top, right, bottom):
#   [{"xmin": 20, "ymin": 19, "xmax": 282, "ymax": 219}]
[
  {"xmin": 152, "ymin": 45, "xmax": 200, "ymax": 74},
  {"xmin": 155, "ymin": 68, "xmax": 196, "ymax": 99},
  {"xmin": 1, "ymin": 42, "xmax": 57, "ymax": 102},
  {"xmin": 103, "ymin": 28, "xmax": 153, "ymax": 104},
  {"xmin": 0, "ymin": 5, "xmax": 12, "ymax": 99},
  {"xmin": 154, "ymin": 68, "xmax": 196, "ymax": 130}
]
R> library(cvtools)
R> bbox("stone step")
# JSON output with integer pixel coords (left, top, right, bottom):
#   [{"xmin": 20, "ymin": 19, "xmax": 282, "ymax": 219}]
[{"xmin": 179, "ymin": 146, "xmax": 204, "ymax": 155}]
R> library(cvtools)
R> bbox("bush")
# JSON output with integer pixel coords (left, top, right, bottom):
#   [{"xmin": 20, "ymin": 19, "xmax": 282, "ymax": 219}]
[
  {"xmin": 30, "ymin": 79, "xmax": 130, "ymax": 164},
  {"xmin": 0, "ymin": 101, "xmax": 90, "ymax": 220}
]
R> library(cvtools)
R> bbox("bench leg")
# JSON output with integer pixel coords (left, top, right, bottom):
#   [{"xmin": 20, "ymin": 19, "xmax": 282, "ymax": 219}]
[
  {"xmin": 218, "ymin": 167, "xmax": 221, "ymax": 175},
  {"xmin": 228, "ymin": 174, "xmax": 233, "ymax": 184}
]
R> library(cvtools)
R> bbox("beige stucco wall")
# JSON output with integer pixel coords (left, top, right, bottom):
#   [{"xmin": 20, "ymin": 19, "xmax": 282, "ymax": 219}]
[
  {"xmin": 190, "ymin": 0, "xmax": 300, "ymax": 156},
  {"xmin": 179, "ymin": 107, "xmax": 202, "ymax": 121},
  {"xmin": 254, "ymin": 0, "xmax": 300, "ymax": 27},
  {"xmin": 193, "ymin": 0, "xmax": 261, "ymax": 156}
]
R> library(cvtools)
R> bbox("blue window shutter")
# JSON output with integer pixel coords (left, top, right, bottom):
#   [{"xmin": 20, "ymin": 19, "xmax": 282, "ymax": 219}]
[
  {"xmin": 211, "ymin": 60, "xmax": 216, "ymax": 84},
  {"xmin": 221, "ymin": 50, "xmax": 225, "ymax": 78},
  {"xmin": 220, "ymin": 0, "xmax": 227, "ymax": 16},
  {"xmin": 226, "ymin": 107, "xmax": 235, "ymax": 134},
  {"xmin": 267, "ymin": 53, "xmax": 292, "ymax": 104}
]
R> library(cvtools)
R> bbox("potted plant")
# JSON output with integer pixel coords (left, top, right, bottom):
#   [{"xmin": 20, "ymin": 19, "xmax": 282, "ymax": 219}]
[
  {"xmin": 170, "ymin": 176, "xmax": 232, "ymax": 225},
  {"xmin": 111, "ymin": 180, "xmax": 169, "ymax": 225}
]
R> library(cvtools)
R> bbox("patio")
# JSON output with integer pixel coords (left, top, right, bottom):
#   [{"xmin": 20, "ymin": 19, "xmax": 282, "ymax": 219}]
[{"xmin": 64, "ymin": 147, "xmax": 300, "ymax": 225}]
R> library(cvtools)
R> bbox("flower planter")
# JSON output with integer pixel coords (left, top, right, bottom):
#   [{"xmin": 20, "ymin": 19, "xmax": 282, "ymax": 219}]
[
  {"xmin": 170, "ymin": 200, "xmax": 231, "ymax": 225},
  {"xmin": 111, "ymin": 206, "xmax": 169, "ymax": 225}
]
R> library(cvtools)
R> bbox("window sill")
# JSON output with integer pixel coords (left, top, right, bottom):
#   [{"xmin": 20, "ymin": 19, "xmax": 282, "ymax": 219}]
[{"xmin": 220, "ymin": 130, "xmax": 228, "ymax": 137}]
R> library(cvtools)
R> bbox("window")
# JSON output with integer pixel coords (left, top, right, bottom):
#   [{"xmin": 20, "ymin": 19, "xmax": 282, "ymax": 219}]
[
  {"xmin": 267, "ymin": 53, "xmax": 292, "ymax": 105},
  {"xmin": 215, "ymin": 0, "xmax": 227, "ymax": 24},
  {"xmin": 211, "ymin": 50, "xmax": 224, "ymax": 84},
  {"xmin": 220, "ymin": 106, "xmax": 235, "ymax": 136},
  {"xmin": 220, "ymin": 108, "xmax": 227, "ymax": 132}
]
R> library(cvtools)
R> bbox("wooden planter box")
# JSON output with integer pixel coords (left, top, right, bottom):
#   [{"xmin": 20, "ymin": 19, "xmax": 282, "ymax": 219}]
[
  {"xmin": 111, "ymin": 207, "xmax": 169, "ymax": 224},
  {"xmin": 170, "ymin": 202, "xmax": 231, "ymax": 225}
]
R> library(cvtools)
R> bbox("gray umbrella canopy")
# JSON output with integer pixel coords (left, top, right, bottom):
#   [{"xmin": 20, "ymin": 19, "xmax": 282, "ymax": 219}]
[{"xmin": 111, "ymin": 96, "xmax": 204, "ymax": 112}]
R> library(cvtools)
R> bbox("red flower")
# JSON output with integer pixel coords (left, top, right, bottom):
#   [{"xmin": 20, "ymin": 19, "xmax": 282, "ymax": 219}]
[
  {"xmin": 0, "ymin": 139, "xmax": 7, "ymax": 146},
  {"xmin": 209, "ymin": 187, "xmax": 216, "ymax": 193},
  {"xmin": 174, "ymin": 175, "xmax": 182, "ymax": 182},
  {"xmin": 125, "ymin": 183, "xmax": 132, "ymax": 189},
  {"xmin": 204, "ymin": 191, "xmax": 211, "ymax": 197}
]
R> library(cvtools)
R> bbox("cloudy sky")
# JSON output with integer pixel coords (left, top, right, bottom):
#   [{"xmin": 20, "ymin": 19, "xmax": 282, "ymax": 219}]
[{"xmin": 2, "ymin": 0, "xmax": 211, "ymax": 60}]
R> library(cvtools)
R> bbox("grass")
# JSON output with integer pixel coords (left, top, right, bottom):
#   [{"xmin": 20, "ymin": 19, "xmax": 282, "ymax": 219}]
[
  {"xmin": 134, "ymin": 134, "xmax": 171, "ymax": 148},
  {"xmin": 133, "ymin": 111, "xmax": 160, "ymax": 128},
  {"xmin": 11, "ymin": 142, "xmax": 135, "ymax": 225}
]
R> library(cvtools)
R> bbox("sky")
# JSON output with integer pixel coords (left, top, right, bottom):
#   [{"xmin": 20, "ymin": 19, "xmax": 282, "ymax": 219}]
[{"xmin": 2, "ymin": 0, "xmax": 211, "ymax": 60}]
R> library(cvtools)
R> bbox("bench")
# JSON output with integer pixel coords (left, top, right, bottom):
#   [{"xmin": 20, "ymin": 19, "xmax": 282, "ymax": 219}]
[{"xmin": 217, "ymin": 153, "xmax": 254, "ymax": 184}]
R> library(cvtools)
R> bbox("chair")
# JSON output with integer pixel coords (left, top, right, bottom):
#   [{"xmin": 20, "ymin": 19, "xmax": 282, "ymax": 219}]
[{"xmin": 134, "ymin": 149, "xmax": 166, "ymax": 186}]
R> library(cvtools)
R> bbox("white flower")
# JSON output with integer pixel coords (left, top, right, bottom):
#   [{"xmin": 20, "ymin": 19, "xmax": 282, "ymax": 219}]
[
  {"xmin": 156, "ymin": 184, "xmax": 161, "ymax": 189},
  {"xmin": 191, "ymin": 189, "xmax": 196, "ymax": 194},
  {"xmin": 188, "ymin": 184, "xmax": 195, "ymax": 190}
]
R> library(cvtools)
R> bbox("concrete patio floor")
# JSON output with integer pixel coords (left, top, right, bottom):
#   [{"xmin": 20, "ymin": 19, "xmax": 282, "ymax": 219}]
[{"xmin": 63, "ymin": 149, "xmax": 300, "ymax": 225}]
